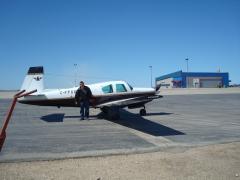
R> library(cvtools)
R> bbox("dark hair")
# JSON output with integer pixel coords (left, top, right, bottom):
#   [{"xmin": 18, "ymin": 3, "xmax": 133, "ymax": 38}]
[{"xmin": 80, "ymin": 81, "xmax": 84, "ymax": 84}]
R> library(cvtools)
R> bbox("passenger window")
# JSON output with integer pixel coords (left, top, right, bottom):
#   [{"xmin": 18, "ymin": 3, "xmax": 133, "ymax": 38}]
[
  {"xmin": 116, "ymin": 84, "xmax": 127, "ymax": 92},
  {"xmin": 102, "ymin": 85, "xmax": 113, "ymax": 94}
]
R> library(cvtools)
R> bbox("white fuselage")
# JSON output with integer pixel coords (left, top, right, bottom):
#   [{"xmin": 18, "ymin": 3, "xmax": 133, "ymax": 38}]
[{"xmin": 18, "ymin": 80, "xmax": 156, "ymax": 108}]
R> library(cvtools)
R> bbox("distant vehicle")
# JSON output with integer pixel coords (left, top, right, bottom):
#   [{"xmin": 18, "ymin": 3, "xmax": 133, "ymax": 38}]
[{"xmin": 18, "ymin": 67, "xmax": 162, "ymax": 119}]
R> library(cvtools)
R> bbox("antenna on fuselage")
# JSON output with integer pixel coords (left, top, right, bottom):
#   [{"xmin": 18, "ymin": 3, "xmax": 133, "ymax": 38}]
[{"xmin": 74, "ymin": 63, "xmax": 77, "ymax": 87}]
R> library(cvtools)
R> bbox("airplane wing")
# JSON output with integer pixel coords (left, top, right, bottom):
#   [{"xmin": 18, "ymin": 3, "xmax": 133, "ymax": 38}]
[{"xmin": 95, "ymin": 94, "xmax": 162, "ymax": 108}]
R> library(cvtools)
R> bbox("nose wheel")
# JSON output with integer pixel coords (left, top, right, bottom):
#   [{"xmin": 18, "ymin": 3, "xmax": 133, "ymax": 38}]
[{"xmin": 139, "ymin": 107, "xmax": 147, "ymax": 116}]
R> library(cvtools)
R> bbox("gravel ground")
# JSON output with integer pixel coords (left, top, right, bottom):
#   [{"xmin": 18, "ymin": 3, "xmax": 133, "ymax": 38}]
[{"xmin": 0, "ymin": 142, "xmax": 239, "ymax": 180}]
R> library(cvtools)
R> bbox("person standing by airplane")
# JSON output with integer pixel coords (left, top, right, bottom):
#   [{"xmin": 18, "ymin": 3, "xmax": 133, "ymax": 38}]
[{"xmin": 75, "ymin": 81, "xmax": 92, "ymax": 120}]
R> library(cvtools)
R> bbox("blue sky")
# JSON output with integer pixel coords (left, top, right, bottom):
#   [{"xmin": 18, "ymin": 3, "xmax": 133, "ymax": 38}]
[{"xmin": 0, "ymin": 0, "xmax": 239, "ymax": 89}]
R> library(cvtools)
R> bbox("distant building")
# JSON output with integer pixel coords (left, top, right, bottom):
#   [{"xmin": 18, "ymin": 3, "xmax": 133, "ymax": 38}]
[{"xmin": 155, "ymin": 71, "xmax": 229, "ymax": 88}]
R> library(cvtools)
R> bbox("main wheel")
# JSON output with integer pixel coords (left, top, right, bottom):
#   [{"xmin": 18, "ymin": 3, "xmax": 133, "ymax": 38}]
[
  {"xmin": 100, "ymin": 107, "xmax": 120, "ymax": 120},
  {"xmin": 139, "ymin": 109, "xmax": 147, "ymax": 116}
]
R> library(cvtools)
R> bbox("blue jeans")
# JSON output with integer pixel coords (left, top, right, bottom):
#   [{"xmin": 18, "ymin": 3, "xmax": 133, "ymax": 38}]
[{"xmin": 80, "ymin": 101, "xmax": 89, "ymax": 119}]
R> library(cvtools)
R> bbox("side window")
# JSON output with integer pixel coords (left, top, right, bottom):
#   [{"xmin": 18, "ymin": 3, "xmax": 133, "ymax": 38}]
[
  {"xmin": 116, "ymin": 84, "xmax": 127, "ymax": 92},
  {"xmin": 102, "ymin": 85, "xmax": 113, "ymax": 94},
  {"xmin": 127, "ymin": 83, "xmax": 133, "ymax": 91}
]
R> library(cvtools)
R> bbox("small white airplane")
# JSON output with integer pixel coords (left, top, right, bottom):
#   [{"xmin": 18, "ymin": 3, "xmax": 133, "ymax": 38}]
[{"xmin": 18, "ymin": 66, "xmax": 162, "ymax": 119}]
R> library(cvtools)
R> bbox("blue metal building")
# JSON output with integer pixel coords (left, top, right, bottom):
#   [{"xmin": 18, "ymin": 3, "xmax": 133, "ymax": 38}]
[{"xmin": 155, "ymin": 71, "xmax": 229, "ymax": 88}]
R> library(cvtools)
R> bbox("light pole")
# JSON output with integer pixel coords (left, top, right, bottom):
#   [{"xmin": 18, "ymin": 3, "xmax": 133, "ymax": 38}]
[
  {"xmin": 149, "ymin": 65, "xmax": 152, "ymax": 87},
  {"xmin": 185, "ymin": 58, "xmax": 189, "ymax": 72},
  {"xmin": 74, "ymin": 63, "xmax": 77, "ymax": 86}
]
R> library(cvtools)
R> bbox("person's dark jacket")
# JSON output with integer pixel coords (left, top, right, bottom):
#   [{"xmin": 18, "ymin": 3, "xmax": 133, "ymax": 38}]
[{"xmin": 75, "ymin": 86, "xmax": 92, "ymax": 103}]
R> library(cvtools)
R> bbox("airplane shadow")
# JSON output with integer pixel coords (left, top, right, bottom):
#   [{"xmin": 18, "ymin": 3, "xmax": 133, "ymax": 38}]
[
  {"xmin": 64, "ymin": 115, "xmax": 98, "ymax": 118},
  {"xmin": 105, "ymin": 110, "xmax": 185, "ymax": 137},
  {"xmin": 146, "ymin": 112, "xmax": 173, "ymax": 116},
  {"xmin": 40, "ymin": 111, "xmax": 185, "ymax": 137},
  {"xmin": 41, "ymin": 113, "xmax": 65, "ymax": 122},
  {"xmin": 40, "ymin": 114, "xmax": 98, "ymax": 122}
]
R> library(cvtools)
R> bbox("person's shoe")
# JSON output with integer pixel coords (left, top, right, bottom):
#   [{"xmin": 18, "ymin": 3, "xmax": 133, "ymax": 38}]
[{"xmin": 80, "ymin": 118, "xmax": 84, "ymax": 120}]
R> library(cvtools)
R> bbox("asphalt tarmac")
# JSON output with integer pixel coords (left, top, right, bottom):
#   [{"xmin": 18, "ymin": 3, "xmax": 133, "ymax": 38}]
[{"xmin": 0, "ymin": 94, "xmax": 240, "ymax": 162}]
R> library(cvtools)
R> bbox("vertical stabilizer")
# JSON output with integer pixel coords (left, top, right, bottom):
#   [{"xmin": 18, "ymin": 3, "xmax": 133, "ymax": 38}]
[{"xmin": 20, "ymin": 66, "xmax": 44, "ymax": 93}]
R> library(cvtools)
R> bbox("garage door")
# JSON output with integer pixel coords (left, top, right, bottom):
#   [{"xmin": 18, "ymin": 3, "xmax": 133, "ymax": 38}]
[{"xmin": 200, "ymin": 79, "xmax": 222, "ymax": 88}]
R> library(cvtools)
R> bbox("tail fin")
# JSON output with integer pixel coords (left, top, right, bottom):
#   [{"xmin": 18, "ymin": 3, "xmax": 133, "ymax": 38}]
[{"xmin": 20, "ymin": 66, "xmax": 44, "ymax": 94}]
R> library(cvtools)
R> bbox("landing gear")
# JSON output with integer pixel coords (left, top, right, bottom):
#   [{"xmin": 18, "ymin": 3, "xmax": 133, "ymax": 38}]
[
  {"xmin": 139, "ymin": 107, "xmax": 147, "ymax": 116},
  {"xmin": 100, "ymin": 107, "xmax": 120, "ymax": 120}
]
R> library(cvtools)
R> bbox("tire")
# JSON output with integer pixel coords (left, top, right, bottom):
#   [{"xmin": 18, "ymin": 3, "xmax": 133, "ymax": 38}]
[
  {"xmin": 140, "ymin": 109, "xmax": 147, "ymax": 116},
  {"xmin": 101, "ymin": 107, "xmax": 120, "ymax": 120}
]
